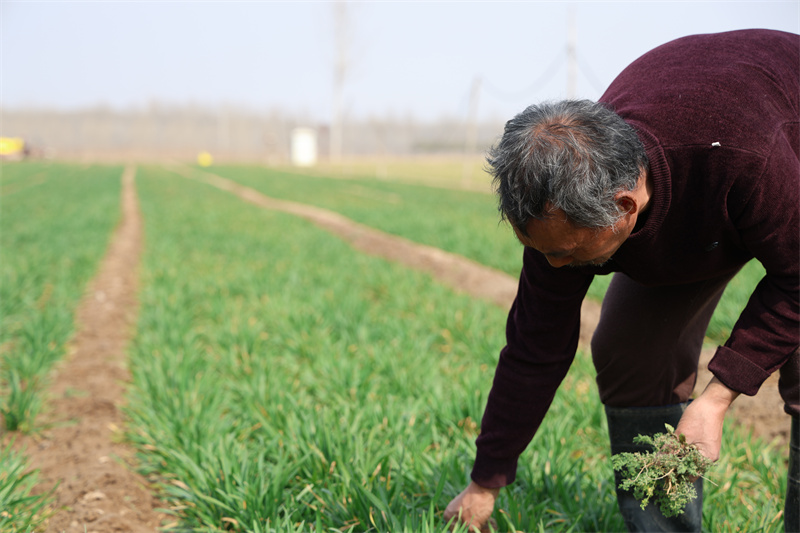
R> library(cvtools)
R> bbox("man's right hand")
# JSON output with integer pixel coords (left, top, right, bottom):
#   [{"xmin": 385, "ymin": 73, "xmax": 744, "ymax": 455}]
[{"xmin": 443, "ymin": 481, "xmax": 500, "ymax": 532}]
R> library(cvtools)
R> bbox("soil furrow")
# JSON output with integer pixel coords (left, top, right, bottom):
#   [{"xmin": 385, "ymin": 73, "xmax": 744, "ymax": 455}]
[{"xmin": 21, "ymin": 166, "xmax": 168, "ymax": 533}]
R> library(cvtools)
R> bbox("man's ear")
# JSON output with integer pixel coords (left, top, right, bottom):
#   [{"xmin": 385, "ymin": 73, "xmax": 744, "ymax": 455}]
[{"xmin": 615, "ymin": 193, "xmax": 638, "ymax": 216}]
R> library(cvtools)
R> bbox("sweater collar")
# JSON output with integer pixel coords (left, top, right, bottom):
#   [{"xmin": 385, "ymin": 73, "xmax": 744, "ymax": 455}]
[{"xmin": 624, "ymin": 123, "xmax": 671, "ymax": 243}]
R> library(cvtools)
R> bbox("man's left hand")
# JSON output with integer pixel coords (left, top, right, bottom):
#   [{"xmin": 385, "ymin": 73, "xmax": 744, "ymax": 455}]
[{"xmin": 675, "ymin": 377, "xmax": 740, "ymax": 462}]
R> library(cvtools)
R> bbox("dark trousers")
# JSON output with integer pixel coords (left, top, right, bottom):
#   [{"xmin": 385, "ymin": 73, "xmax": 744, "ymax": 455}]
[{"xmin": 591, "ymin": 271, "xmax": 799, "ymax": 415}]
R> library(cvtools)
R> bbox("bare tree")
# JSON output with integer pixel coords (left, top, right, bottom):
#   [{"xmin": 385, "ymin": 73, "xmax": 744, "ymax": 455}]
[{"xmin": 330, "ymin": 1, "xmax": 349, "ymax": 162}]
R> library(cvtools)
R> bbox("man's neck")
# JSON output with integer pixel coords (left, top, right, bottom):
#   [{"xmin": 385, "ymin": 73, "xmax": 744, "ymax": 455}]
[{"xmin": 637, "ymin": 169, "xmax": 654, "ymax": 215}]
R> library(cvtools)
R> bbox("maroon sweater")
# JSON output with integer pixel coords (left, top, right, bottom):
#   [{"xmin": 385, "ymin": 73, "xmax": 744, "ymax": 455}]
[{"xmin": 472, "ymin": 29, "xmax": 800, "ymax": 488}]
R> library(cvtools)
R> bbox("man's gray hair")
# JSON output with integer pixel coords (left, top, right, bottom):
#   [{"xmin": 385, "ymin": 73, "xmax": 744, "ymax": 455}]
[{"xmin": 487, "ymin": 99, "xmax": 648, "ymax": 234}]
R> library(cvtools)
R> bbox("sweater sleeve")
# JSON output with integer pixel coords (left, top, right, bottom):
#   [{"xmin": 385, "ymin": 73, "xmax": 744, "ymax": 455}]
[
  {"xmin": 471, "ymin": 247, "xmax": 593, "ymax": 488},
  {"xmin": 708, "ymin": 124, "xmax": 800, "ymax": 395}
]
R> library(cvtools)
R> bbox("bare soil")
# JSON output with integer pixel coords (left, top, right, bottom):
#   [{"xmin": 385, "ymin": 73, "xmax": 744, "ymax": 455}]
[{"xmin": 14, "ymin": 165, "xmax": 790, "ymax": 531}]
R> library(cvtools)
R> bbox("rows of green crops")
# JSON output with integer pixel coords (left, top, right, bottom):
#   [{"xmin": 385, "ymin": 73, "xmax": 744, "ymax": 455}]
[
  {"xmin": 195, "ymin": 165, "xmax": 766, "ymax": 345},
  {"xmin": 0, "ymin": 162, "xmax": 787, "ymax": 532},
  {"xmin": 0, "ymin": 162, "xmax": 123, "ymax": 530},
  {"xmin": 127, "ymin": 166, "xmax": 630, "ymax": 531},
  {"xmin": 198, "ymin": 165, "xmax": 521, "ymax": 275},
  {"xmin": 127, "ymin": 165, "xmax": 785, "ymax": 531}
]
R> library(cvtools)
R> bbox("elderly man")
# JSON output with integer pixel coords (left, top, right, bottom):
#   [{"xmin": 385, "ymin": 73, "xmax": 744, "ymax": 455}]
[{"xmin": 444, "ymin": 29, "xmax": 799, "ymax": 532}]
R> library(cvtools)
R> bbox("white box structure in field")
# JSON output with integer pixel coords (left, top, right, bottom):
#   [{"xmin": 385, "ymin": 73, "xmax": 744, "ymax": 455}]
[{"xmin": 290, "ymin": 128, "xmax": 318, "ymax": 167}]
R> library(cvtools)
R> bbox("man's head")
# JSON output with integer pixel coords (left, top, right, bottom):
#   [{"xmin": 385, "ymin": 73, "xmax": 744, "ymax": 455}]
[
  {"xmin": 487, "ymin": 99, "xmax": 650, "ymax": 267},
  {"xmin": 488, "ymin": 99, "xmax": 648, "ymax": 231}
]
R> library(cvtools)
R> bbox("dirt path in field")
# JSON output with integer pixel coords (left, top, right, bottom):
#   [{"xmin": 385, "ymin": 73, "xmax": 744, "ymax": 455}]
[
  {"xmin": 17, "ymin": 166, "xmax": 169, "ymax": 532},
  {"xmin": 175, "ymin": 165, "xmax": 791, "ymax": 450}
]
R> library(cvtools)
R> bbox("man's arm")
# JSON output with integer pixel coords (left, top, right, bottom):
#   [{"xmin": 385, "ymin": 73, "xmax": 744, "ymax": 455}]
[
  {"xmin": 708, "ymin": 126, "xmax": 799, "ymax": 395},
  {"xmin": 470, "ymin": 248, "xmax": 593, "ymax": 487},
  {"xmin": 446, "ymin": 248, "xmax": 593, "ymax": 529}
]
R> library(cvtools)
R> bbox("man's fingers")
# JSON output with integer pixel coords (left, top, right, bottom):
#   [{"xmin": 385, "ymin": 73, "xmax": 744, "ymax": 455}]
[{"xmin": 444, "ymin": 481, "xmax": 499, "ymax": 532}]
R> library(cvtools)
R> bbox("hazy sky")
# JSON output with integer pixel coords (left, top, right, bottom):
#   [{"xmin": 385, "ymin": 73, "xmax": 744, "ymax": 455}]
[{"xmin": 3, "ymin": 1, "xmax": 799, "ymax": 122}]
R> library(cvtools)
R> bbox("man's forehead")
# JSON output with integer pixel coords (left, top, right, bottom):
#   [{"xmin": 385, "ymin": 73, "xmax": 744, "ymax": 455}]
[{"xmin": 514, "ymin": 218, "xmax": 581, "ymax": 252}]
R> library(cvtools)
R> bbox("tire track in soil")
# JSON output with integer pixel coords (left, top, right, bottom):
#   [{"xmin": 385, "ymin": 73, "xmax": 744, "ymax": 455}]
[
  {"xmin": 174, "ymin": 164, "xmax": 790, "ymax": 448},
  {"xmin": 18, "ymin": 166, "xmax": 169, "ymax": 533}
]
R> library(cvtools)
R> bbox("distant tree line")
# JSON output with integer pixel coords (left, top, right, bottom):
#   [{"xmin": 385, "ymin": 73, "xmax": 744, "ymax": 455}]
[{"xmin": 0, "ymin": 104, "xmax": 505, "ymax": 163}]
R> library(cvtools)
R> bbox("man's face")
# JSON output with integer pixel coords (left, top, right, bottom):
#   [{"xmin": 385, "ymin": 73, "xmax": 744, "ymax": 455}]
[{"xmin": 513, "ymin": 209, "xmax": 631, "ymax": 268}]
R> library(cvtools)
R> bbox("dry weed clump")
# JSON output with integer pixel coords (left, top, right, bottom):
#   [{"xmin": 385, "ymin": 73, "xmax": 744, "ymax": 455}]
[{"xmin": 612, "ymin": 424, "xmax": 713, "ymax": 517}]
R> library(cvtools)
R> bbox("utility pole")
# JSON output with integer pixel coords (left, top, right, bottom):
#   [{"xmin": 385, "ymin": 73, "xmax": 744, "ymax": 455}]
[
  {"xmin": 331, "ymin": 1, "xmax": 348, "ymax": 164},
  {"xmin": 567, "ymin": 5, "xmax": 577, "ymax": 99},
  {"xmin": 462, "ymin": 76, "xmax": 481, "ymax": 186}
]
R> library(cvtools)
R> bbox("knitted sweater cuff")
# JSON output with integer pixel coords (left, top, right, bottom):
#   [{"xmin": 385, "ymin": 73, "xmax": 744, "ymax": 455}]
[
  {"xmin": 470, "ymin": 452, "xmax": 518, "ymax": 489},
  {"xmin": 708, "ymin": 345, "xmax": 771, "ymax": 396}
]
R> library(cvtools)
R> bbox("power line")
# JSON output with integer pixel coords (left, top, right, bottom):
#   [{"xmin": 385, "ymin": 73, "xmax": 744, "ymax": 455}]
[
  {"xmin": 480, "ymin": 47, "xmax": 568, "ymax": 103},
  {"xmin": 577, "ymin": 55, "xmax": 608, "ymax": 96}
]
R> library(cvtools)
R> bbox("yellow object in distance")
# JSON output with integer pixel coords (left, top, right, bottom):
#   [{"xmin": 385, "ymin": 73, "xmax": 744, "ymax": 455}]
[
  {"xmin": 0, "ymin": 137, "xmax": 25, "ymax": 157},
  {"xmin": 197, "ymin": 151, "xmax": 214, "ymax": 167}
]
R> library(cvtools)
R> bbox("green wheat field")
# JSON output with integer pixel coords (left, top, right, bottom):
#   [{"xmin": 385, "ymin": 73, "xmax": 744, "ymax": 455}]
[{"xmin": 0, "ymin": 160, "xmax": 787, "ymax": 532}]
